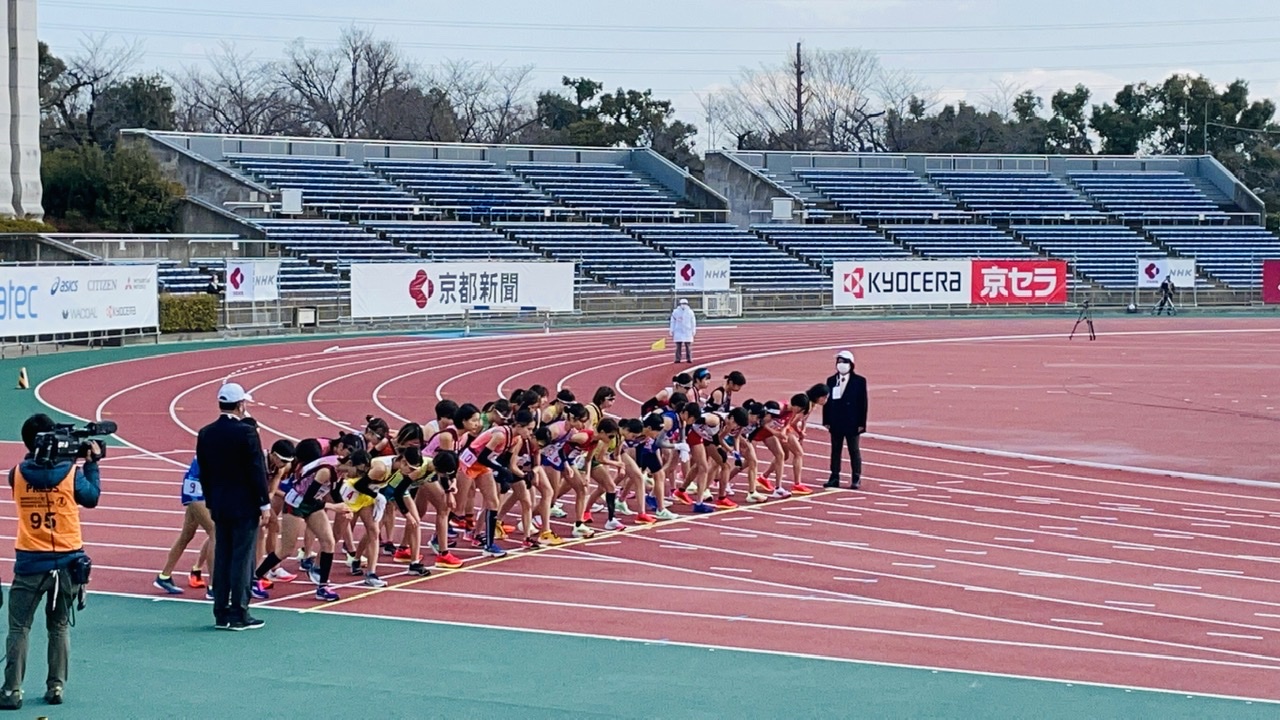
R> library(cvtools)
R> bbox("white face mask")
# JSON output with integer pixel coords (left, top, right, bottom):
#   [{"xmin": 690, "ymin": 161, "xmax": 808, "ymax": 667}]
[{"xmin": 836, "ymin": 361, "xmax": 852, "ymax": 375}]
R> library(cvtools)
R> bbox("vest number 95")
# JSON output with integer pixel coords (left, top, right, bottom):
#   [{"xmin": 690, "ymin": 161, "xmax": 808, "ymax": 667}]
[{"xmin": 29, "ymin": 512, "xmax": 57, "ymax": 531}]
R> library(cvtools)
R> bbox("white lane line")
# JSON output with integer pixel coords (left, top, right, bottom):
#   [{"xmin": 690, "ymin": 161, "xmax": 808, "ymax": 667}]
[
  {"xmin": 994, "ymin": 537, "xmax": 1035, "ymax": 543},
  {"xmin": 892, "ymin": 563, "xmax": 936, "ymax": 569},
  {"xmin": 1154, "ymin": 583, "xmax": 1202, "ymax": 590},
  {"xmin": 1207, "ymin": 632, "xmax": 1264, "ymax": 641},
  {"xmin": 1105, "ymin": 601, "xmax": 1156, "ymax": 608},
  {"xmin": 833, "ymin": 576, "xmax": 877, "ymax": 583},
  {"xmin": 710, "ymin": 566, "xmax": 752, "ymax": 574},
  {"xmin": 1052, "ymin": 618, "xmax": 1105, "ymax": 626}
]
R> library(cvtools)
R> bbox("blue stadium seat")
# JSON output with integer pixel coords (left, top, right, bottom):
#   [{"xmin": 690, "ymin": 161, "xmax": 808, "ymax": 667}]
[
  {"xmin": 508, "ymin": 163, "xmax": 682, "ymax": 220},
  {"xmin": 625, "ymin": 223, "xmax": 827, "ymax": 291},
  {"xmin": 883, "ymin": 225, "xmax": 1038, "ymax": 259},
  {"xmin": 792, "ymin": 169, "xmax": 968, "ymax": 222},
  {"xmin": 1069, "ymin": 172, "xmax": 1230, "ymax": 222},
  {"xmin": 365, "ymin": 159, "xmax": 566, "ymax": 221},
  {"xmin": 251, "ymin": 218, "xmax": 418, "ymax": 271},
  {"xmin": 751, "ymin": 223, "xmax": 910, "ymax": 271},
  {"xmin": 1144, "ymin": 226, "xmax": 1280, "ymax": 289},
  {"xmin": 928, "ymin": 171, "xmax": 1103, "ymax": 221},
  {"xmin": 495, "ymin": 222, "xmax": 673, "ymax": 293},
  {"xmin": 1010, "ymin": 225, "xmax": 1208, "ymax": 290},
  {"xmin": 225, "ymin": 154, "xmax": 420, "ymax": 216}
]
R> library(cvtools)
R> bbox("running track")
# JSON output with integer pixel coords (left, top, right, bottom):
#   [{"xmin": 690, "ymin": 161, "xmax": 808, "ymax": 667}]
[{"xmin": 15, "ymin": 317, "xmax": 1280, "ymax": 704}]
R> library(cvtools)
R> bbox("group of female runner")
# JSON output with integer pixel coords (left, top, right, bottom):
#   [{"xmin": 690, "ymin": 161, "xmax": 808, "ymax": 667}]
[{"xmin": 153, "ymin": 368, "xmax": 831, "ymax": 603}]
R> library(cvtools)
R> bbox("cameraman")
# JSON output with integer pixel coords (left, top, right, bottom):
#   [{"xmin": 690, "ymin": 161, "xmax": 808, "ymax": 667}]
[{"xmin": 0, "ymin": 414, "xmax": 101, "ymax": 710}]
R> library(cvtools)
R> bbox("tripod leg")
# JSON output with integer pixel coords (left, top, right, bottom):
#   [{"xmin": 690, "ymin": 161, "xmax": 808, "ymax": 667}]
[{"xmin": 1088, "ymin": 319, "xmax": 1096, "ymax": 341}]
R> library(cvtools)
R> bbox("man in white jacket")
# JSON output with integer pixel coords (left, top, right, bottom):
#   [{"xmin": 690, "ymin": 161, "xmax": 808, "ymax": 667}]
[{"xmin": 669, "ymin": 299, "xmax": 697, "ymax": 364}]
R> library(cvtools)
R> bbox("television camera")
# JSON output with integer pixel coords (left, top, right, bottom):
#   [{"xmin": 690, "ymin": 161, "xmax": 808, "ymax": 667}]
[{"xmin": 31, "ymin": 421, "xmax": 117, "ymax": 468}]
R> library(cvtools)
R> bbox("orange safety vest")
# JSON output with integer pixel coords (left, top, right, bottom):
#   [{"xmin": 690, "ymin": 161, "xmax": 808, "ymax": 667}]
[{"xmin": 12, "ymin": 465, "xmax": 83, "ymax": 553}]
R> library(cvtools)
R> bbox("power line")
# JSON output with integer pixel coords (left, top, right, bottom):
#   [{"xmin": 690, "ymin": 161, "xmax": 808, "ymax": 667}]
[
  {"xmin": 40, "ymin": 1, "xmax": 1280, "ymax": 35},
  {"xmin": 39, "ymin": 23, "xmax": 1280, "ymax": 77}
]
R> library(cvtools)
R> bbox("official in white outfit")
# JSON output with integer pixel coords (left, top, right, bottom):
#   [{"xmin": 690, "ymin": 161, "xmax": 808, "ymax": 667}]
[{"xmin": 669, "ymin": 299, "xmax": 697, "ymax": 364}]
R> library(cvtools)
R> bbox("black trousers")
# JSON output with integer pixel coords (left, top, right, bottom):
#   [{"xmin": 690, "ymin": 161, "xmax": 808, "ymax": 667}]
[
  {"xmin": 828, "ymin": 427, "xmax": 862, "ymax": 486},
  {"xmin": 674, "ymin": 341, "xmax": 692, "ymax": 363},
  {"xmin": 212, "ymin": 516, "xmax": 258, "ymax": 624}
]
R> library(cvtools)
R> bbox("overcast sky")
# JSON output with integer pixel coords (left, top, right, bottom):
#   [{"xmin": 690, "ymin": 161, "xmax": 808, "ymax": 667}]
[{"xmin": 37, "ymin": 0, "xmax": 1280, "ymax": 146}]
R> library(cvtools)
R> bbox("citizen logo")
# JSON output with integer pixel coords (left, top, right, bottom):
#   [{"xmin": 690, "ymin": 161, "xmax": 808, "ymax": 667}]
[{"xmin": 86, "ymin": 279, "xmax": 117, "ymax": 292}]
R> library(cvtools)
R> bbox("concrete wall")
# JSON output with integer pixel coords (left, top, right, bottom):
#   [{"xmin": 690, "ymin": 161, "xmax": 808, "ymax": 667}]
[
  {"xmin": 126, "ymin": 132, "xmax": 273, "ymax": 207},
  {"xmin": 630, "ymin": 149, "xmax": 728, "ymax": 212},
  {"xmin": 1199, "ymin": 155, "xmax": 1265, "ymax": 223},
  {"xmin": 705, "ymin": 152, "xmax": 800, "ymax": 229}
]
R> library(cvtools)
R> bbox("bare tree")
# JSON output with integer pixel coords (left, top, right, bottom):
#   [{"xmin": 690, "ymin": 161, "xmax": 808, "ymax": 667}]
[
  {"xmin": 41, "ymin": 35, "xmax": 143, "ymax": 148},
  {"xmin": 431, "ymin": 60, "xmax": 535, "ymax": 144},
  {"xmin": 278, "ymin": 26, "xmax": 414, "ymax": 138},
  {"xmin": 980, "ymin": 79, "xmax": 1032, "ymax": 121},
  {"xmin": 172, "ymin": 43, "xmax": 301, "ymax": 136},
  {"xmin": 714, "ymin": 45, "xmax": 908, "ymax": 152}
]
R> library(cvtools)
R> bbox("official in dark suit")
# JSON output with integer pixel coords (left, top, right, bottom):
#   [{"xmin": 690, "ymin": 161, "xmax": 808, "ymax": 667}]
[
  {"xmin": 196, "ymin": 383, "xmax": 270, "ymax": 631},
  {"xmin": 822, "ymin": 350, "xmax": 867, "ymax": 490}
]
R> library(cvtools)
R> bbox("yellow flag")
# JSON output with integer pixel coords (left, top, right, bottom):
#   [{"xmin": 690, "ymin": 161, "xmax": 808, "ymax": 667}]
[{"xmin": 650, "ymin": 338, "xmax": 667, "ymax": 351}]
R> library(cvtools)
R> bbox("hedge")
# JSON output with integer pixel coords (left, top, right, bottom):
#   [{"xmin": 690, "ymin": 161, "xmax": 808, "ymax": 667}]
[
  {"xmin": 159, "ymin": 293, "xmax": 219, "ymax": 333},
  {"xmin": 0, "ymin": 216, "xmax": 57, "ymax": 233}
]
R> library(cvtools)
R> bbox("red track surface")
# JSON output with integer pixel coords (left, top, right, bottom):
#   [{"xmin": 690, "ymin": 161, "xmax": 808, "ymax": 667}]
[{"xmin": 15, "ymin": 317, "xmax": 1280, "ymax": 702}]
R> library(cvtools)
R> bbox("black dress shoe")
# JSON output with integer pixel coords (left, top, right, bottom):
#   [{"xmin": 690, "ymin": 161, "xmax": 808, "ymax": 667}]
[
  {"xmin": 823, "ymin": 479, "xmax": 841, "ymax": 489},
  {"xmin": 850, "ymin": 480, "xmax": 862, "ymax": 490},
  {"xmin": 228, "ymin": 616, "xmax": 265, "ymax": 631}
]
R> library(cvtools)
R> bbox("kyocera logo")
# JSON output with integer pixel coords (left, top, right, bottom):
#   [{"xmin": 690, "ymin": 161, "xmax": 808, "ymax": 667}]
[{"xmin": 49, "ymin": 277, "xmax": 78, "ymax": 295}]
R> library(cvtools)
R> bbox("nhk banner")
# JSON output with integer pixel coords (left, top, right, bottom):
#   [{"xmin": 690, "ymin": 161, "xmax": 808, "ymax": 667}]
[
  {"xmin": 1263, "ymin": 260, "xmax": 1280, "ymax": 304},
  {"xmin": 1136, "ymin": 258, "xmax": 1196, "ymax": 289},
  {"xmin": 833, "ymin": 260, "xmax": 970, "ymax": 307},
  {"xmin": 971, "ymin": 259, "xmax": 1068, "ymax": 305},
  {"xmin": 674, "ymin": 258, "xmax": 731, "ymax": 292},
  {"xmin": 350, "ymin": 262, "xmax": 576, "ymax": 318},
  {"xmin": 0, "ymin": 264, "xmax": 158, "ymax": 338},
  {"xmin": 225, "ymin": 259, "xmax": 281, "ymax": 302}
]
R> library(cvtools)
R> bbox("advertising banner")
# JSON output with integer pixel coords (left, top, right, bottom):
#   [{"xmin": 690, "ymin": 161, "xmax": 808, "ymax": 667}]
[
  {"xmin": 225, "ymin": 259, "xmax": 281, "ymax": 302},
  {"xmin": 1136, "ymin": 258, "xmax": 1196, "ymax": 289},
  {"xmin": 832, "ymin": 260, "xmax": 971, "ymax": 307},
  {"xmin": 350, "ymin": 262, "xmax": 576, "ymax": 318},
  {"xmin": 0, "ymin": 264, "xmax": 158, "ymax": 337},
  {"xmin": 971, "ymin": 259, "xmax": 1068, "ymax": 305},
  {"xmin": 1262, "ymin": 260, "xmax": 1280, "ymax": 304},
  {"xmin": 674, "ymin": 258, "xmax": 731, "ymax": 292}
]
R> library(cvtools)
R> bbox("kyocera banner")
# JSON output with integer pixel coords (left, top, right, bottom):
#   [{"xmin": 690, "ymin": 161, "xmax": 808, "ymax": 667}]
[
  {"xmin": 832, "ymin": 260, "xmax": 971, "ymax": 307},
  {"xmin": 1263, "ymin": 260, "xmax": 1280, "ymax": 305},
  {"xmin": 971, "ymin": 259, "xmax": 1068, "ymax": 305}
]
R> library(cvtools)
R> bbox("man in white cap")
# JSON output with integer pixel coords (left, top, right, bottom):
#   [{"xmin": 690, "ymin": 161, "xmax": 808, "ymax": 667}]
[
  {"xmin": 669, "ymin": 298, "xmax": 697, "ymax": 364},
  {"xmin": 195, "ymin": 382, "xmax": 270, "ymax": 630},
  {"xmin": 822, "ymin": 350, "xmax": 867, "ymax": 490}
]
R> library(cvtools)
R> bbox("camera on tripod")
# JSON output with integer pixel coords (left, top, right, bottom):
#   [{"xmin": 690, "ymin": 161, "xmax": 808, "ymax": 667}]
[{"xmin": 31, "ymin": 421, "xmax": 117, "ymax": 468}]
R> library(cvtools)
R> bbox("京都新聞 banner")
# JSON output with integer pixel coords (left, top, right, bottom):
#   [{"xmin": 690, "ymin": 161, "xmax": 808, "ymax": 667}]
[
  {"xmin": 349, "ymin": 262, "xmax": 576, "ymax": 318},
  {"xmin": 0, "ymin": 264, "xmax": 158, "ymax": 338}
]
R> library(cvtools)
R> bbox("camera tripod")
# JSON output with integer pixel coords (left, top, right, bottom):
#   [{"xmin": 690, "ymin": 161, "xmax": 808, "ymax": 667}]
[{"xmin": 1069, "ymin": 301, "xmax": 1096, "ymax": 341}]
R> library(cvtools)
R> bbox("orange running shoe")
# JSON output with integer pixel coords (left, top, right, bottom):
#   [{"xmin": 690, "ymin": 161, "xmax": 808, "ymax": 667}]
[
  {"xmin": 792, "ymin": 484, "xmax": 814, "ymax": 495},
  {"xmin": 187, "ymin": 569, "xmax": 206, "ymax": 589},
  {"xmin": 435, "ymin": 552, "xmax": 464, "ymax": 569},
  {"xmin": 715, "ymin": 496, "xmax": 738, "ymax": 509},
  {"xmin": 756, "ymin": 477, "xmax": 775, "ymax": 493}
]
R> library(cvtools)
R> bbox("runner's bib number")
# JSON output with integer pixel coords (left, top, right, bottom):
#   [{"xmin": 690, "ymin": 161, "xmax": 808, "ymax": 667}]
[{"xmin": 183, "ymin": 478, "xmax": 202, "ymax": 498}]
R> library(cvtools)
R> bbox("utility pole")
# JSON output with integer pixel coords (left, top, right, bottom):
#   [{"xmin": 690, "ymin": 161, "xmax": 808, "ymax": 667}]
[{"xmin": 793, "ymin": 41, "xmax": 805, "ymax": 151}]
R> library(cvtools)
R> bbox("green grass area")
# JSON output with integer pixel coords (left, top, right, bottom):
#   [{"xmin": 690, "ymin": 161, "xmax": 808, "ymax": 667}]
[{"xmin": 0, "ymin": 593, "xmax": 1266, "ymax": 719}]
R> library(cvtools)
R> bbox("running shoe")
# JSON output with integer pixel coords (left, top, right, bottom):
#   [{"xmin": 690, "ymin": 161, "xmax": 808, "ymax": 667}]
[
  {"xmin": 572, "ymin": 524, "xmax": 595, "ymax": 539},
  {"xmin": 771, "ymin": 487, "xmax": 793, "ymax": 500},
  {"xmin": 392, "ymin": 548, "xmax": 416, "ymax": 563},
  {"xmin": 522, "ymin": 536, "xmax": 542, "ymax": 550},
  {"xmin": 691, "ymin": 502, "xmax": 715, "ymax": 514},
  {"xmin": 634, "ymin": 512, "xmax": 657, "ymax": 524},
  {"xmin": 250, "ymin": 580, "xmax": 270, "ymax": 600},
  {"xmin": 549, "ymin": 503, "xmax": 568, "ymax": 519},
  {"xmin": 655, "ymin": 509, "xmax": 679, "ymax": 521},
  {"xmin": 381, "ymin": 542, "xmax": 398, "ymax": 556},
  {"xmin": 604, "ymin": 518, "xmax": 626, "ymax": 531},
  {"xmin": 482, "ymin": 544, "xmax": 507, "ymax": 558},
  {"xmin": 299, "ymin": 556, "xmax": 315, "ymax": 573},
  {"xmin": 745, "ymin": 492, "xmax": 770, "ymax": 504},
  {"xmin": 715, "ymin": 497, "xmax": 738, "ymax": 509},
  {"xmin": 362, "ymin": 574, "xmax": 388, "ymax": 588},
  {"xmin": 187, "ymin": 569, "xmax": 206, "ymax": 589},
  {"xmin": 581, "ymin": 511, "xmax": 594, "ymax": 525},
  {"xmin": 153, "ymin": 576, "xmax": 183, "ymax": 595},
  {"xmin": 756, "ymin": 477, "xmax": 775, "ymax": 493},
  {"xmin": 267, "ymin": 568, "xmax": 297, "ymax": 583},
  {"xmin": 435, "ymin": 552, "xmax": 464, "ymax": 568},
  {"xmin": 645, "ymin": 495, "xmax": 658, "ymax": 511},
  {"xmin": 408, "ymin": 563, "xmax": 431, "ymax": 577},
  {"xmin": 308, "ymin": 566, "xmax": 323, "ymax": 585},
  {"xmin": 315, "ymin": 585, "xmax": 339, "ymax": 602},
  {"xmin": 538, "ymin": 531, "xmax": 565, "ymax": 546},
  {"xmin": 792, "ymin": 484, "xmax": 814, "ymax": 495},
  {"xmin": 205, "ymin": 588, "xmax": 215, "ymax": 601},
  {"xmin": 673, "ymin": 490, "xmax": 695, "ymax": 505},
  {"xmin": 614, "ymin": 499, "xmax": 635, "ymax": 516}
]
